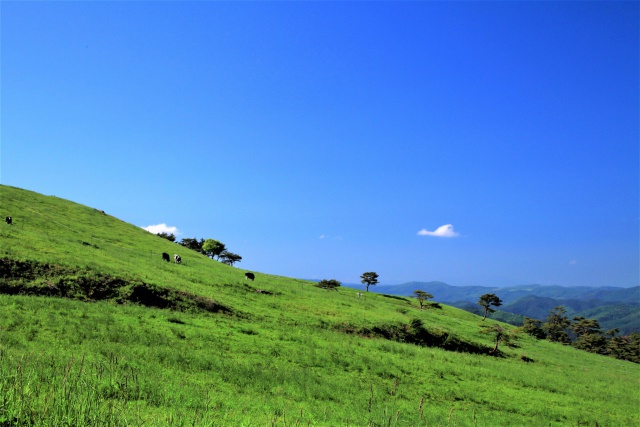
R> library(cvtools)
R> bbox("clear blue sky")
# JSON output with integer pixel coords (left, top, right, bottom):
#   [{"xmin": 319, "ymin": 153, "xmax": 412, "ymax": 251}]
[{"xmin": 2, "ymin": 1, "xmax": 638, "ymax": 287}]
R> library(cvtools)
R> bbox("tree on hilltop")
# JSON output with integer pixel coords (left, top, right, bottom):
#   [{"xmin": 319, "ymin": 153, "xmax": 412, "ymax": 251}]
[
  {"xmin": 179, "ymin": 237, "xmax": 205, "ymax": 254},
  {"xmin": 156, "ymin": 232, "xmax": 176, "ymax": 242},
  {"xmin": 219, "ymin": 251, "xmax": 242, "ymax": 266},
  {"xmin": 316, "ymin": 279, "xmax": 341, "ymax": 290},
  {"xmin": 202, "ymin": 239, "xmax": 226, "ymax": 260},
  {"xmin": 477, "ymin": 293, "xmax": 503, "ymax": 321},
  {"xmin": 360, "ymin": 272, "xmax": 379, "ymax": 292},
  {"xmin": 413, "ymin": 290, "xmax": 434, "ymax": 310}
]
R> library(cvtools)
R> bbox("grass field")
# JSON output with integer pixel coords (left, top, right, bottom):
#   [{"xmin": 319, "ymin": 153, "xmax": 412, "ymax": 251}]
[{"xmin": 1, "ymin": 184, "xmax": 639, "ymax": 426}]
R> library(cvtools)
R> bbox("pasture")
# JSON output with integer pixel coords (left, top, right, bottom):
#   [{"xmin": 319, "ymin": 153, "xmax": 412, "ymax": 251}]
[{"xmin": 1, "ymin": 184, "xmax": 638, "ymax": 426}]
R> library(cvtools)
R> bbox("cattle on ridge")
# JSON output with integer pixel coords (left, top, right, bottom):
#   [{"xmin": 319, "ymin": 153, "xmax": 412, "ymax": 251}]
[
  {"xmin": 5, "ymin": 216, "xmax": 12, "ymax": 225},
  {"xmin": 174, "ymin": 254, "xmax": 182, "ymax": 264},
  {"xmin": 162, "ymin": 252, "xmax": 171, "ymax": 262},
  {"xmin": 245, "ymin": 272, "xmax": 255, "ymax": 281}
]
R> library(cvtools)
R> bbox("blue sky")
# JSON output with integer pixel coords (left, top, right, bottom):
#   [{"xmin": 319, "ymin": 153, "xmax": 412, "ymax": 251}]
[{"xmin": 2, "ymin": 1, "xmax": 638, "ymax": 287}]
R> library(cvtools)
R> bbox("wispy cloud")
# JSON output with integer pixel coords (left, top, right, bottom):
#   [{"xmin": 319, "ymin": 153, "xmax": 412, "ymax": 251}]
[
  {"xmin": 319, "ymin": 234, "xmax": 342, "ymax": 241},
  {"xmin": 417, "ymin": 224, "xmax": 460, "ymax": 238},
  {"xmin": 143, "ymin": 223, "xmax": 180, "ymax": 235}
]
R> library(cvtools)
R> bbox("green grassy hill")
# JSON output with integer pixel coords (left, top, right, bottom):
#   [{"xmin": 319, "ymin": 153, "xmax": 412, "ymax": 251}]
[{"xmin": 1, "ymin": 184, "xmax": 639, "ymax": 426}]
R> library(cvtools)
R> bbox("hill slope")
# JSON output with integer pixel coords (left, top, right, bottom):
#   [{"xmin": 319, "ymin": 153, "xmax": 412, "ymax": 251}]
[
  {"xmin": 1, "ymin": 184, "xmax": 639, "ymax": 426},
  {"xmin": 347, "ymin": 281, "xmax": 640, "ymax": 334}
]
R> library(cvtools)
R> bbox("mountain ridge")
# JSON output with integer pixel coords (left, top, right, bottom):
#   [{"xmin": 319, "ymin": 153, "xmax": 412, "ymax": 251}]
[{"xmin": 343, "ymin": 281, "xmax": 640, "ymax": 334}]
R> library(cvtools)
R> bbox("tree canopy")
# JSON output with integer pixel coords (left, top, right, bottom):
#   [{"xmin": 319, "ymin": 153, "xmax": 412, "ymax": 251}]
[
  {"xmin": 202, "ymin": 239, "xmax": 226, "ymax": 260},
  {"xmin": 360, "ymin": 272, "xmax": 379, "ymax": 292},
  {"xmin": 543, "ymin": 306, "xmax": 571, "ymax": 343},
  {"xmin": 179, "ymin": 237, "xmax": 205, "ymax": 253},
  {"xmin": 480, "ymin": 323, "xmax": 514, "ymax": 354},
  {"xmin": 219, "ymin": 251, "xmax": 242, "ymax": 266},
  {"xmin": 477, "ymin": 293, "xmax": 503, "ymax": 321},
  {"xmin": 156, "ymin": 232, "xmax": 176, "ymax": 242},
  {"xmin": 413, "ymin": 290, "xmax": 434, "ymax": 310},
  {"xmin": 316, "ymin": 279, "xmax": 341, "ymax": 291}
]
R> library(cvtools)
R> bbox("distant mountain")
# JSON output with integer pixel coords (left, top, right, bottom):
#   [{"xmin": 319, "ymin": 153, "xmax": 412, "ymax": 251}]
[
  {"xmin": 502, "ymin": 295, "xmax": 640, "ymax": 335},
  {"xmin": 343, "ymin": 281, "xmax": 640, "ymax": 334},
  {"xmin": 344, "ymin": 281, "xmax": 639, "ymax": 304}
]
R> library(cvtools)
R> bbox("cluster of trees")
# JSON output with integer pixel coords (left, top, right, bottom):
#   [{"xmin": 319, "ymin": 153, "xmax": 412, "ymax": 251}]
[
  {"xmin": 316, "ymin": 271, "xmax": 380, "ymax": 292},
  {"xmin": 316, "ymin": 279, "xmax": 341, "ymax": 290},
  {"xmin": 410, "ymin": 289, "xmax": 637, "ymax": 361},
  {"xmin": 522, "ymin": 306, "xmax": 639, "ymax": 363},
  {"xmin": 156, "ymin": 233, "xmax": 242, "ymax": 266}
]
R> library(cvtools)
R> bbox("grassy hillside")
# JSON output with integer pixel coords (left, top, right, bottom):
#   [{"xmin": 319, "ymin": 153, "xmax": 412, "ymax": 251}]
[
  {"xmin": 1, "ymin": 184, "xmax": 639, "ymax": 426},
  {"xmin": 351, "ymin": 281, "xmax": 640, "ymax": 334}
]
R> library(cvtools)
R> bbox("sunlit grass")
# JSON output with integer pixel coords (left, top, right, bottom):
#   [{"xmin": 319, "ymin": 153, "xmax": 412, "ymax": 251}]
[{"xmin": 1, "ymin": 184, "xmax": 639, "ymax": 426}]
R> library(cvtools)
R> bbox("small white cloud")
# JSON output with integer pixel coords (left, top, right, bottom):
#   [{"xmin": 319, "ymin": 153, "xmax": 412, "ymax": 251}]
[
  {"xmin": 417, "ymin": 224, "xmax": 459, "ymax": 238},
  {"xmin": 319, "ymin": 234, "xmax": 326, "ymax": 239},
  {"xmin": 143, "ymin": 223, "xmax": 179, "ymax": 235},
  {"xmin": 569, "ymin": 259, "xmax": 577, "ymax": 265}
]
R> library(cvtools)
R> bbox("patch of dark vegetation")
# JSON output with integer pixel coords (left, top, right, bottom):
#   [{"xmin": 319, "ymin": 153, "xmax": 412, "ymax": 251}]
[
  {"xmin": 81, "ymin": 241, "xmax": 99, "ymax": 249},
  {"xmin": 381, "ymin": 294, "xmax": 410, "ymax": 302},
  {"xmin": 238, "ymin": 282, "xmax": 277, "ymax": 296},
  {"xmin": 0, "ymin": 258, "xmax": 235, "ymax": 316},
  {"xmin": 333, "ymin": 317, "xmax": 491, "ymax": 356}
]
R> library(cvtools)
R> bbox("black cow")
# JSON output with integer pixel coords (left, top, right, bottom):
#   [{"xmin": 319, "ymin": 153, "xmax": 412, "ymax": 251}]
[
  {"xmin": 162, "ymin": 252, "xmax": 170, "ymax": 262},
  {"xmin": 5, "ymin": 216, "xmax": 12, "ymax": 225},
  {"xmin": 245, "ymin": 272, "xmax": 255, "ymax": 281},
  {"xmin": 174, "ymin": 254, "xmax": 182, "ymax": 264}
]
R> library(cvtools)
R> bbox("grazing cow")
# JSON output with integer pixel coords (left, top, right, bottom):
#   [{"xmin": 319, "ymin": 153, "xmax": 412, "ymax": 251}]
[
  {"xmin": 162, "ymin": 252, "xmax": 170, "ymax": 262},
  {"xmin": 174, "ymin": 254, "xmax": 182, "ymax": 264},
  {"xmin": 244, "ymin": 272, "xmax": 255, "ymax": 281},
  {"xmin": 5, "ymin": 216, "xmax": 12, "ymax": 225}
]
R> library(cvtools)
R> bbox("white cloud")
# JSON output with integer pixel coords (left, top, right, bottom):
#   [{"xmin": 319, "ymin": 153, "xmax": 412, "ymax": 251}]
[
  {"xmin": 417, "ymin": 224, "xmax": 459, "ymax": 238},
  {"xmin": 319, "ymin": 234, "xmax": 326, "ymax": 239},
  {"xmin": 143, "ymin": 223, "xmax": 180, "ymax": 235}
]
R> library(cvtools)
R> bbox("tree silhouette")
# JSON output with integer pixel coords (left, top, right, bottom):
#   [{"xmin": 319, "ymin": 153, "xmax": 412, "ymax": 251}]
[
  {"xmin": 202, "ymin": 239, "xmax": 226, "ymax": 260},
  {"xmin": 477, "ymin": 293, "xmax": 502, "ymax": 321},
  {"xmin": 360, "ymin": 272, "xmax": 379, "ymax": 292},
  {"xmin": 543, "ymin": 306, "xmax": 570, "ymax": 343},
  {"xmin": 480, "ymin": 323, "xmax": 513, "ymax": 354},
  {"xmin": 413, "ymin": 290, "xmax": 434, "ymax": 310},
  {"xmin": 316, "ymin": 279, "xmax": 341, "ymax": 290},
  {"xmin": 219, "ymin": 251, "xmax": 242, "ymax": 266},
  {"xmin": 156, "ymin": 232, "xmax": 176, "ymax": 242}
]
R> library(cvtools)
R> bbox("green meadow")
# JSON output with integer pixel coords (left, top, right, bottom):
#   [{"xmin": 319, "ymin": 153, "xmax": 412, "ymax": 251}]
[{"xmin": 1, "ymin": 184, "xmax": 638, "ymax": 426}]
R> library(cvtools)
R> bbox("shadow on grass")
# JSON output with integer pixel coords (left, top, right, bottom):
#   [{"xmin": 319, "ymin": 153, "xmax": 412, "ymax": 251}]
[
  {"xmin": 332, "ymin": 317, "xmax": 492, "ymax": 356},
  {"xmin": 0, "ymin": 258, "xmax": 235, "ymax": 316}
]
